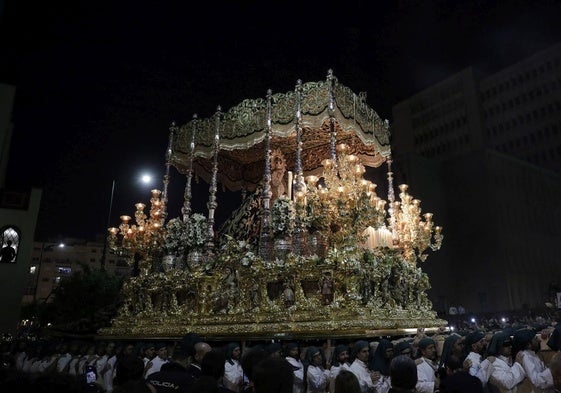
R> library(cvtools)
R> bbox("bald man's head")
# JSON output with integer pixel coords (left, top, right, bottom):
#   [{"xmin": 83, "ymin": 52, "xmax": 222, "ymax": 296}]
[{"xmin": 194, "ymin": 342, "xmax": 212, "ymax": 363}]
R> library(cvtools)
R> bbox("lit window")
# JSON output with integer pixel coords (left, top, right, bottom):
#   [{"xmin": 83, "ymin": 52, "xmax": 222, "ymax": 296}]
[{"xmin": 0, "ymin": 226, "xmax": 21, "ymax": 264}]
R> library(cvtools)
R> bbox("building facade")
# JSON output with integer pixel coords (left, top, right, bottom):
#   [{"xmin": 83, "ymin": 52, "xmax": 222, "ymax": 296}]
[
  {"xmin": 391, "ymin": 42, "xmax": 561, "ymax": 316},
  {"xmin": 21, "ymin": 239, "xmax": 132, "ymax": 305},
  {"xmin": 0, "ymin": 82, "xmax": 44, "ymax": 336}
]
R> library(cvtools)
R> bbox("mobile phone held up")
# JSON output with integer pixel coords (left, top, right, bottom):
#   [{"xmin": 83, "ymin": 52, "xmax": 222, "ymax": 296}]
[{"xmin": 85, "ymin": 365, "xmax": 99, "ymax": 392}]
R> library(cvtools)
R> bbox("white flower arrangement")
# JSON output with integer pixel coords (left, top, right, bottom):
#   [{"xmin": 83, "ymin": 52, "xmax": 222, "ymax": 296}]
[
  {"xmin": 162, "ymin": 214, "xmax": 208, "ymax": 255},
  {"xmin": 163, "ymin": 218, "xmax": 188, "ymax": 256},
  {"xmin": 271, "ymin": 195, "xmax": 296, "ymax": 238},
  {"xmin": 188, "ymin": 213, "xmax": 208, "ymax": 249}
]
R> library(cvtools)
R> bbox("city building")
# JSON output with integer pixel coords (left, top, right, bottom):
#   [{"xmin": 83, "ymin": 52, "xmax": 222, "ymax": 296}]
[
  {"xmin": 0, "ymin": 82, "xmax": 43, "ymax": 335},
  {"xmin": 391, "ymin": 41, "xmax": 561, "ymax": 315},
  {"xmin": 21, "ymin": 239, "xmax": 132, "ymax": 306}
]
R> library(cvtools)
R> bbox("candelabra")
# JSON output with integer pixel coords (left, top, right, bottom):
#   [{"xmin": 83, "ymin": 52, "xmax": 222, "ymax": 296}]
[
  {"xmin": 388, "ymin": 184, "xmax": 443, "ymax": 263},
  {"xmin": 304, "ymin": 143, "xmax": 385, "ymax": 250},
  {"xmin": 282, "ymin": 142, "xmax": 443, "ymax": 264},
  {"xmin": 107, "ymin": 189, "xmax": 166, "ymax": 276}
]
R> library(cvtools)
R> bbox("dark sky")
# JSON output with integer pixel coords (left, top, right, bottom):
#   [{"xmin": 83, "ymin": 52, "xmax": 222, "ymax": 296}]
[{"xmin": 2, "ymin": 0, "xmax": 561, "ymax": 240}]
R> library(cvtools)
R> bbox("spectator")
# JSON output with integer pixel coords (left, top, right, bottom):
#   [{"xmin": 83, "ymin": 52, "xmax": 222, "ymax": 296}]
[
  {"xmin": 200, "ymin": 348, "xmax": 236, "ymax": 392},
  {"xmin": 334, "ymin": 369, "xmax": 361, "ymax": 393},
  {"xmin": 188, "ymin": 341, "xmax": 212, "ymax": 381},
  {"xmin": 113, "ymin": 355, "xmax": 153, "ymax": 393},
  {"xmin": 389, "ymin": 355, "xmax": 417, "ymax": 393},
  {"xmin": 252, "ymin": 356, "xmax": 294, "ymax": 393},
  {"xmin": 240, "ymin": 346, "xmax": 268, "ymax": 393},
  {"xmin": 438, "ymin": 354, "xmax": 483, "ymax": 393},
  {"xmin": 146, "ymin": 344, "xmax": 196, "ymax": 393}
]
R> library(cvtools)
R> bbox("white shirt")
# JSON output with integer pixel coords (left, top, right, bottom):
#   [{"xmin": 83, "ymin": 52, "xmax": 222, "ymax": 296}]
[
  {"xmin": 518, "ymin": 349, "xmax": 553, "ymax": 392},
  {"xmin": 80, "ymin": 354, "xmax": 99, "ymax": 376},
  {"xmin": 103, "ymin": 354, "xmax": 117, "ymax": 393},
  {"xmin": 38, "ymin": 355, "xmax": 58, "ymax": 373},
  {"xmin": 286, "ymin": 356, "xmax": 305, "ymax": 393},
  {"xmin": 144, "ymin": 355, "xmax": 169, "ymax": 378},
  {"xmin": 14, "ymin": 351, "xmax": 27, "ymax": 370},
  {"xmin": 56, "ymin": 352, "xmax": 72, "ymax": 373},
  {"xmin": 224, "ymin": 358, "xmax": 243, "ymax": 392},
  {"xmin": 96, "ymin": 354, "xmax": 109, "ymax": 387},
  {"xmin": 22, "ymin": 356, "xmax": 36, "ymax": 373},
  {"xmin": 476, "ymin": 358, "xmax": 493, "ymax": 386},
  {"xmin": 68, "ymin": 356, "xmax": 81, "ymax": 375},
  {"xmin": 467, "ymin": 351, "xmax": 483, "ymax": 377},
  {"xmin": 488, "ymin": 355, "xmax": 526, "ymax": 393},
  {"xmin": 416, "ymin": 357, "xmax": 437, "ymax": 393},
  {"xmin": 376, "ymin": 375, "xmax": 391, "ymax": 393},
  {"xmin": 306, "ymin": 364, "xmax": 330, "ymax": 393},
  {"xmin": 329, "ymin": 363, "xmax": 349, "ymax": 393},
  {"xmin": 29, "ymin": 357, "xmax": 44, "ymax": 373},
  {"xmin": 348, "ymin": 359, "xmax": 375, "ymax": 393}
]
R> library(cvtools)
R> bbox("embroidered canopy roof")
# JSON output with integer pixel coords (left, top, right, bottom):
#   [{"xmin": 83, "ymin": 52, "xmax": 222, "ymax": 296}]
[{"xmin": 169, "ymin": 72, "xmax": 392, "ymax": 192}]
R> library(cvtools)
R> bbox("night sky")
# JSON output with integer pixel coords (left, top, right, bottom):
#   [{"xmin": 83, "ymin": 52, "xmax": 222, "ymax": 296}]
[{"xmin": 2, "ymin": 1, "xmax": 561, "ymax": 241}]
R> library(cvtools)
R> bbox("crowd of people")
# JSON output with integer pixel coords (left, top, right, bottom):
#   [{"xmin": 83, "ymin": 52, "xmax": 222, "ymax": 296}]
[{"xmin": 3, "ymin": 311, "xmax": 561, "ymax": 392}]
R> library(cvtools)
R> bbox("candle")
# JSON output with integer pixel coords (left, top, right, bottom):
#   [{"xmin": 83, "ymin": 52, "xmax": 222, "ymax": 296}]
[{"xmin": 287, "ymin": 171, "xmax": 293, "ymax": 200}]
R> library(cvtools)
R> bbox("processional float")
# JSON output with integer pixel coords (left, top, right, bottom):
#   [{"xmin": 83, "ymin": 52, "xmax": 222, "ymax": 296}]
[{"xmin": 98, "ymin": 70, "xmax": 446, "ymax": 340}]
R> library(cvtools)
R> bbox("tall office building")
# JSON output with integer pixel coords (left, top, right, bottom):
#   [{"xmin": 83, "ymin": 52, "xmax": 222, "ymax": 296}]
[{"xmin": 392, "ymin": 42, "xmax": 561, "ymax": 315}]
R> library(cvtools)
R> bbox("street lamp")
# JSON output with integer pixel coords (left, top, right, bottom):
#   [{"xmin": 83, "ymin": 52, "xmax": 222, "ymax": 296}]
[{"xmin": 100, "ymin": 173, "xmax": 155, "ymax": 271}]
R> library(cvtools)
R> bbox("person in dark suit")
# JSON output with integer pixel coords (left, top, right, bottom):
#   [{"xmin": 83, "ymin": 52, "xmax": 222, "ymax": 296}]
[
  {"xmin": 187, "ymin": 341, "xmax": 212, "ymax": 380},
  {"xmin": 146, "ymin": 344, "xmax": 196, "ymax": 393}
]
